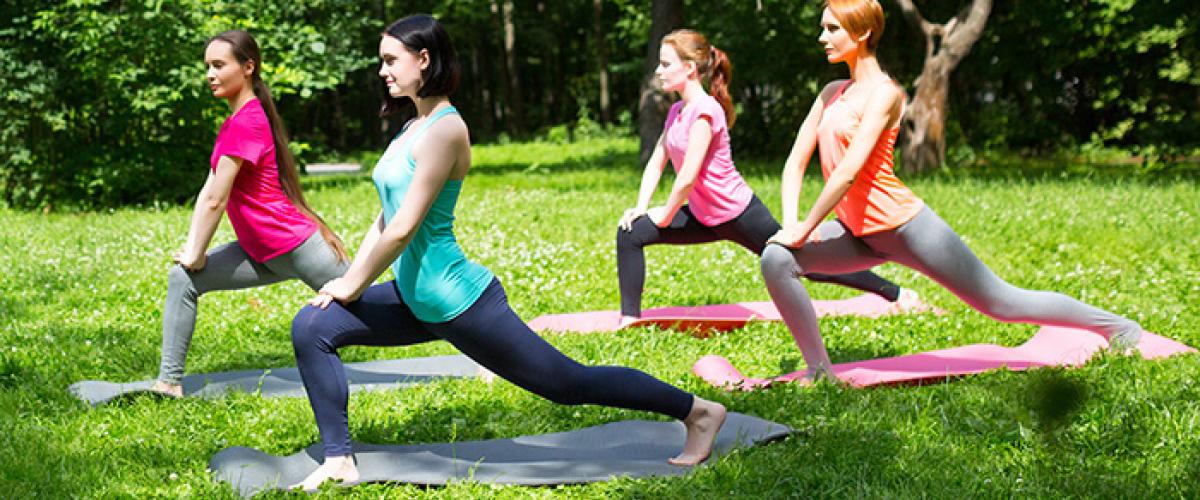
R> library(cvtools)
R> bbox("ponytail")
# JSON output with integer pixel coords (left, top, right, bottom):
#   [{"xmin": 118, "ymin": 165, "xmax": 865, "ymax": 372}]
[
  {"xmin": 251, "ymin": 76, "xmax": 349, "ymax": 262},
  {"xmin": 662, "ymin": 29, "xmax": 737, "ymax": 128},
  {"xmin": 707, "ymin": 46, "xmax": 735, "ymax": 128},
  {"xmin": 210, "ymin": 30, "xmax": 348, "ymax": 263}
]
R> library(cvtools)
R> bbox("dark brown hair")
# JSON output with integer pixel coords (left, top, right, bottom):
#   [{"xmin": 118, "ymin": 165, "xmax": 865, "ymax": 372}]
[
  {"xmin": 379, "ymin": 14, "xmax": 461, "ymax": 117},
  {"xmin": 207, "ymin": 30, "xmax": 347, "ymax": 262}
]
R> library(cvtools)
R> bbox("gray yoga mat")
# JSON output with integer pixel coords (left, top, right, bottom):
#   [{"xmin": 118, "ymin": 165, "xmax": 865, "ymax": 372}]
[
  {"xmin": 211, "ymin": 411, "xmax": 792, "ymax": 496},
  {"xmin": 69, "ymin": 354, "xmax": 480, "ymax": 406}
]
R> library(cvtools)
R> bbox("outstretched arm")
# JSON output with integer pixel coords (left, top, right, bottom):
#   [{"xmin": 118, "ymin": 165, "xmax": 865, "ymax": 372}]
[
  {"xmin": 618, "ymin": 133, "xmax": 669, "ymax": 231},
  {"xmin": 647, "ymin": 117, "xmax": 712, "ymax": 227},
  {"xmin": 772, "ymin": 83, "xmax": 904, "ymax": 247},
  {"xmin": 175, "ymin": 156, "xmax": 241, "ymax": 271},
  {"xmin": 780, "ymin": 84, "xmax": 839, "ymax": 226},
  {"xmin": 311, "ymin": 121, "xmax": 465, "ymax": 308}
]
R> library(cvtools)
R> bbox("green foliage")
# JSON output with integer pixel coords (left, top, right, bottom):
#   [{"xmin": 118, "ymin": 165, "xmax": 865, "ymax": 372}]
[
  {"xmin": 3, "ymin": 1, "xmax": 1198, "ymax": 209},
  {"xmin": 939, "ymin": 0, "xmax": 1200, "ymax": 158},
  {"xmin": 0, "ymin": 0, "xmax": 376, "ymax": 209}
]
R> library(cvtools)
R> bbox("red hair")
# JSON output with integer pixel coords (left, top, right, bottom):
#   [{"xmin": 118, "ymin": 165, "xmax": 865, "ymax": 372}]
[
  {"xmin": 662, "ymin": 29, "xmax": 736, "ymax": 128},
  {"xmin": 825, "ymin": 0, "xmax": 885, "ymax": 51}
]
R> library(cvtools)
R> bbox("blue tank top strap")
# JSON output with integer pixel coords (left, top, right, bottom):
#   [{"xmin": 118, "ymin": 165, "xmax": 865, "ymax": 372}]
[{"xmin": 402, "ymin": 105, "xmax": 459, "ymax": 165}]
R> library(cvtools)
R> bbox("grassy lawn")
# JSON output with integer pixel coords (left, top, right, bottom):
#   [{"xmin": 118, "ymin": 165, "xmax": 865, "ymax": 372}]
[{"xmin": 1, "ymin": 136, "xmax": 1197, "ymax": 498}]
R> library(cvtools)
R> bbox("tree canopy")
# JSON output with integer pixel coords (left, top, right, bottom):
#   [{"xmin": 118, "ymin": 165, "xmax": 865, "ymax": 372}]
[{"xmin": 2, "ymin": 0, "xmax": 1196, "ymax": 209}]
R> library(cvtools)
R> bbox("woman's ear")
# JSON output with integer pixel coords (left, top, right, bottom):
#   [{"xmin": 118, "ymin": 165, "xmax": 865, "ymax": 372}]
[
  {"xmin": 418, "ymin": 49, "xmax": 430, "ymax": 71},
  {"xmin": 857, "ymin": 30, "xmax": 872, "ymax": 45}
]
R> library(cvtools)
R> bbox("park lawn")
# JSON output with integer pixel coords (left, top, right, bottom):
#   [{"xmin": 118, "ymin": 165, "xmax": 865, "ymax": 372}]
[{"xmin": 0, "ymin": 136, "xmax": 1198, "ymax": 498}]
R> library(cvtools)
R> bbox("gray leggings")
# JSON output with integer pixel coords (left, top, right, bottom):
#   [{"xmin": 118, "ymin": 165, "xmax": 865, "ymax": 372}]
[
  {"xmin": 760, "ymin": 206, "xmax": 1141, "ymax": 373},
  {"xmin": 158, "ymin": 232, "xmax": 348, "ymax": 383}
]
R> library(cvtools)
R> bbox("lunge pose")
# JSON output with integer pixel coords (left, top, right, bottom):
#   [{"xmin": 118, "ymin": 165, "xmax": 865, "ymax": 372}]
[
  {"xmin": 616, "ymin": 28, "xmax": 915, "ymax": 321},
  {"xmin": 288, "ymin": 15, "xmax": 726, "ymax": 491},
  {"xmin": 153, "ymin": 30, "xmax": 348, "ymax": 397},
  {"xmin": 759, "ymin": 0, "xmax": 1143, "ymax": 381}
]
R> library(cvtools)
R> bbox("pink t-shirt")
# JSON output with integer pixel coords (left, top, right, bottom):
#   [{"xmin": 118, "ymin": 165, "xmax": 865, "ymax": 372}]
[
  {"xmin": 663, "ymin": 95, "xmax": 753, "ymax": 226},
  {"xmin": 210, "ymin": 99, "xmax": 317, "ymax": 263}
]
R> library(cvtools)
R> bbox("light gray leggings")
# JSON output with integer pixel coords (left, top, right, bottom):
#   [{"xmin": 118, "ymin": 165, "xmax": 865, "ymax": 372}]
[
  {"xmin": 760, "ymin": 206, "xmax": 1142, "ymax": 373},
  {"xmin": 158, "ymin": 232, "xmax": 348, "ymax": 383}
]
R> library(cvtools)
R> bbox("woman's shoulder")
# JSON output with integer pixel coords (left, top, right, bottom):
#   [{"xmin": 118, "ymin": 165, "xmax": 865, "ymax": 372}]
[
  {"xmin": 696, "ymin": 94, "xmax": 725, "ymax": 114},
  {"xmin": 225, "ymin": 100, "xmax": 271, "ymax": 134},
  {"xmin": 819, "ymin": 79, "xmax": 850, "ymax": 100},
  {"xmin": 421, "ymin": 109, "xmax": 470, "ymax": 149},
  {"xmin": 865, "ymin": 80, "xmax": 906, "ymax": 108}
]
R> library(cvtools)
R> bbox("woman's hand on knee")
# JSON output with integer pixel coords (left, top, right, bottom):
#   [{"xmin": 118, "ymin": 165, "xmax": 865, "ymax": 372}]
[
  {"xmin": 618, "ymin": 207, "xmax": 646, "ymax": 232},
  {"xmin": 311, "ymin": 277, "xmax": 362, "ymax": 309},
  {"xmin": 173, "ymin": 248, "xmax": 207, "ymax": 272},
  {"xmin": 767, "ymin": 224, "xmax": 807, "ymax": 249}
]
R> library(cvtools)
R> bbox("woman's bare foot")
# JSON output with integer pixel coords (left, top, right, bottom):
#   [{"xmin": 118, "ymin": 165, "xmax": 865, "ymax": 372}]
[
  {"xmin": 476, "ymin": 365, "xmax": 497, "ymax": 384},
  {"xmin": 889, "ymin": 288, "xmax": 931, "ymax": 314},
  {"xmin": 1106, "ymin": 324, "xmax": 1144, "ymax": 353},
  {"xmin": 291, "ymin": 454, "xmax": 359, "ymax": 492},
  {"xmin": 669, "ymin": 397, "xmax": 727, "ymax": 466},
  {"xmin": 150, "ymin": 380, "xmax": 183, "ymax": 398}
]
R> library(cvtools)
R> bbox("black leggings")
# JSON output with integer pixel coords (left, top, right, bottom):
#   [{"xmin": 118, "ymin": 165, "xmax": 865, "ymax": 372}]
[
  {"xmin": 291, "ymin": 278, "xmax": 695, "ymax": 457},
  {"xmin": 616, "ymin": 195, "xmax": 901, "ymax": 317}
]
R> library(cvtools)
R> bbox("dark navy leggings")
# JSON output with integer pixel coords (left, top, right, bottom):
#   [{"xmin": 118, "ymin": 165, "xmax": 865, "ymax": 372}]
[
  {"xmin": 616, "ymin": 195, "xmax": 901, "ymax": 317},
  {"xmin": 291, "ymin": 278, "xmax": 695, "ymax": 457}
]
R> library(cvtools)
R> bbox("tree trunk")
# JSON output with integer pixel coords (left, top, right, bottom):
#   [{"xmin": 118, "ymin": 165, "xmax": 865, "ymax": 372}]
[
  {"xmin": 491, "ymin": 0, "xmax": 524, "ymax": 135},
  {"xmin": 594, "ymin": 0, "xmax": 610, "ymax": 124},
  {"xmin": 638, "ymin": 0, "xmax": 682, "ymax": 164},
  {"xmin": 895, "ymin": 0, "xmax": 991, "ymax": 172}
]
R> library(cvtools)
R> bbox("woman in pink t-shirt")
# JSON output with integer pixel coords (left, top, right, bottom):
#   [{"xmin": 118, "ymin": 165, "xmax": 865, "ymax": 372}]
[
  {"xmin": 150, "ymin": 31, "xmax": 349, "ymax": 397},
  {"xmin": 615, "ymin": 28, "xmax": 918, "ymax": 321}
]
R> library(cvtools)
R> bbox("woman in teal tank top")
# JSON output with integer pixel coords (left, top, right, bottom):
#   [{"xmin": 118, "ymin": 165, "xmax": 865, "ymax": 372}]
[{"xmin": 285, "ymin": 14, "xmax": 727, "ymax": 491}]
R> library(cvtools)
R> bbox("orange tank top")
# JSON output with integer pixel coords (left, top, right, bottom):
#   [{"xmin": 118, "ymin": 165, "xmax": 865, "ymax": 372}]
[{"xmin": 817, "ymin": 80, "xmax": 924, "ymax": 236}]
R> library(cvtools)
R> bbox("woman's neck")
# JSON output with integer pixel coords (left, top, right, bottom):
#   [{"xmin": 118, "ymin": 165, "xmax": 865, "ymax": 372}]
[
  {"xmin": 679, "ymin": 79, "xmax": 708, "ymax": 105},
  {"xmin": 846, "ymin": 51, "xmax": 886, "ymax": 84},
  {"xmin": 227, "ymin": 86, "xmax": 256, "ymax": 114},
  {"xmin": 413, "ymin": 95, "xmax": 450, "ymax": 117}
]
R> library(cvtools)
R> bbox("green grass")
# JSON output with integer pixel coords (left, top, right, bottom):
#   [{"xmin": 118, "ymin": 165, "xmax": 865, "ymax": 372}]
[{"xmin": 1, "ymin": 136, "xmax": 1198, "ymax": 498}]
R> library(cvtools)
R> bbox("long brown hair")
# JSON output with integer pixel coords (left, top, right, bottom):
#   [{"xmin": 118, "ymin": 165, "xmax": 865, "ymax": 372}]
[
  {"xmin": 207, "ymin": 30, "xmax": 347, "ymax": 262},
  {"xmin": 662, "ymin": 29, "xmax": 736, "ymax": 128}
]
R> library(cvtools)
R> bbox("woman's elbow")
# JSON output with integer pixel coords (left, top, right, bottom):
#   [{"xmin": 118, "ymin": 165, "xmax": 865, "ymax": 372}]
[
  {"xmin": 200, "ymin": 196, "xmax": 228, "ymax": 212},
  {"xmin": 380, "ymin": 226, "xmax": 414, "ymax": 247}
]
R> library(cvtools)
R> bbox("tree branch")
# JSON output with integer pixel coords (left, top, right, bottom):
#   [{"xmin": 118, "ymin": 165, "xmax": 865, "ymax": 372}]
[
  {"xmin": 894, "ymin": 0, "xmax": 935, "ymax": 36},
  {"xmin": 942, "ymin": 0, "xmax": 992, "ymax": 63}
]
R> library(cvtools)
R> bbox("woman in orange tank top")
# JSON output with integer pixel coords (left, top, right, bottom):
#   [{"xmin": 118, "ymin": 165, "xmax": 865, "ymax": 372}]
[{"xmin": 756, "ymin": 0, "xmax": 1144, "ymax": 383}]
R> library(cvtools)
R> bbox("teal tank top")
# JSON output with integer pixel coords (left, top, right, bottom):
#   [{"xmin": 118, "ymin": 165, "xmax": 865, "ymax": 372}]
[{"xmin": 371, "ymin": 106, "xmax": 494, "ymax": 322}]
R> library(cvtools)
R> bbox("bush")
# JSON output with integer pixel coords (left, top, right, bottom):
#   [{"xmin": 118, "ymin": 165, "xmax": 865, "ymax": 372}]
[{"xmin": 0, "ymin": 0, "xmax": 376, "ymax": 209}]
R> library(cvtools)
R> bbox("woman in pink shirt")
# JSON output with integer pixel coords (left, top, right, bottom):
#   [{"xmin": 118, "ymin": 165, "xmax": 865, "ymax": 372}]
[
  {"xmin": 616, "ymin": 28, "xmax": 918, "ymax": 321},
  {"xmin": 150, "ymin": 30, "xmax": 349, "ymax": 397}
]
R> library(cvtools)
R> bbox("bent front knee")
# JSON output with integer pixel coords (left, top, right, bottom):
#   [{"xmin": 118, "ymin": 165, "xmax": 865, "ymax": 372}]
[
  {"xmin": 166, "ymin": 265, "xmax": 195, "ymax": 293},
  {"xmin": 760, "ymin": 243, "xmax": 802, "ymax": 279},
  {"xmin": 290, "ymin": 305, "xmax": 329, "ymax": 350},
  {"xmin": 615, "ymin": 227, "xmax": 643, "ymax": 252}
]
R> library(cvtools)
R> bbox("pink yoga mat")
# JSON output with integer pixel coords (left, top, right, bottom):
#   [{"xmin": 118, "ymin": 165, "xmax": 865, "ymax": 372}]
[
  {"xmin": 693, "ymin": 328, "xmax": 1195, "ymax": 390},
  {"xmin": 529, "ymin": 294, "xmax": 925, "ymax": 335}
]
